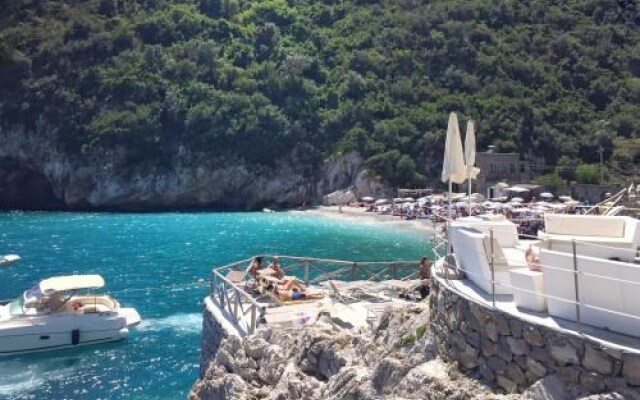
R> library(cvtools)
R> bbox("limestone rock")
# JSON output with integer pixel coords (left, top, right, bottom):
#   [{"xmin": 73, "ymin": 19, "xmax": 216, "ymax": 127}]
[
  {"xmin": 551, "ymin": 341, "xmax": 580, "ymax": 366},
  {"xmin": 622, "ymin": 354, "xmax": 640, "ymax": 386},
  {"xmin": 583, "ymin": 345, "xmax": 613, "ymax": 376},
  {"xmin": 521, "ymin": 375, "xmax": 568, "ymax": 400}
]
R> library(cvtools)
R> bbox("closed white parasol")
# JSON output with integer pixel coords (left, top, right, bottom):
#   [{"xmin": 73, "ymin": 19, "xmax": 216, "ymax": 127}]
[
  {"xmin": 442, "ymin": 112, "xmax": 467, "ymax": 223},
  {"xmin": 464, "ymin": 120, "xmax": 481, "ymax": 211},
  {"xmin": 441, "ymin": 112, "xmax": 467, "ymax": 185}
]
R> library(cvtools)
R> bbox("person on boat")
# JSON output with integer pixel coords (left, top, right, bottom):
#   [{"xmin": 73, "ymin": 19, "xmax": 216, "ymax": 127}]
[
  {"xmin": 249, "ymin": 256, "xmax": 263, "ymax": 277},
  {"xmin": 417, "ymin": 256, "xmax": 432, "ymax": 299},
  {"xmin": 268, "ymin": 256, "xmax": 284, "ymax": 279}
]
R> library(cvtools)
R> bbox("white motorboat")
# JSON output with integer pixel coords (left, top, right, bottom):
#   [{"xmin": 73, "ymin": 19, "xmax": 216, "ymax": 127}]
[
  {"xmin": 0, "ymin": 274, "xmax": 141, "ymax": 355},
  {"xmin": 0, "ymin": 254, "xmax": 20, "ymax": 267}
]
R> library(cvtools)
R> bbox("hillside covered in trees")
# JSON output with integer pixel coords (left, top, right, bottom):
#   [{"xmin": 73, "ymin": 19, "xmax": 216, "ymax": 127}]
[{"xmin": 1, "ymin": 0, "xmax": 640, "ymax": 204}]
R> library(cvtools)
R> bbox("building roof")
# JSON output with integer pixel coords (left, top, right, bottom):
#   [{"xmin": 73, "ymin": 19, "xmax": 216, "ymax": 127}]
[{"xmin": 40, "ymin": 275, "xmax": 105, "ymax": 293}]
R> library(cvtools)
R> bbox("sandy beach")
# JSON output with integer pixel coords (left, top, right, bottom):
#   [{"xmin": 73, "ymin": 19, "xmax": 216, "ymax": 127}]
[{"xmin": 299, "ymin": 205, "xmax": 440, "ymax": 237}]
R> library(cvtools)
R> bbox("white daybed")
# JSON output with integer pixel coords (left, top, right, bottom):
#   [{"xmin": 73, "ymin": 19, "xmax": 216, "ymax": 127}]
[{"xmin": 540, "ymin": 248, "xmax": 640, "ymax": 338}]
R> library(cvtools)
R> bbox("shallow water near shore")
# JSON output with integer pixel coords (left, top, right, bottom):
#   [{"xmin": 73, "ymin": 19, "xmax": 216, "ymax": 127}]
[{"xmin": 0, "ymin": 211, "xmax": 431, "ymax": 400}]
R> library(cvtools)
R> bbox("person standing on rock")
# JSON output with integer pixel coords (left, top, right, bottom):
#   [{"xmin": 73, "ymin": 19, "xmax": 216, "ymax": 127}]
[{"xmin": 417, "ymin": 256, "xmax": 432, "ymax": 299}]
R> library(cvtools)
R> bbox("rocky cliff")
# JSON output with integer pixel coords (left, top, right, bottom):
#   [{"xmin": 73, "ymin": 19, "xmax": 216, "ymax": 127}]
[
  {"xmin": 0, "ymin": 123, "xmax": 384, "ymax": 210},
  {"xmin": 190, "ymin": 305, "xmax": 632, "ymax": 400}
]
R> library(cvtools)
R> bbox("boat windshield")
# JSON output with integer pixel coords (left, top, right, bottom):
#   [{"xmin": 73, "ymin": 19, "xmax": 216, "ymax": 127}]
[
  {"xmin": 8, "ymin": 295, "xmax": 25, "ymax": 316},
  {"xmin": 8, "ymin": 285, "xmax": 43, "ymax": 316}
]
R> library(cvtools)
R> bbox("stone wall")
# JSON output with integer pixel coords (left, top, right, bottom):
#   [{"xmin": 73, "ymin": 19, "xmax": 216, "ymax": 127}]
[
  {"xmin": 429, "ymin": 277, "xmax": 640, "ymax": 395},
  {"xmin": 199, "ymin": 298, "xmax": 232, "ymax": 378}
]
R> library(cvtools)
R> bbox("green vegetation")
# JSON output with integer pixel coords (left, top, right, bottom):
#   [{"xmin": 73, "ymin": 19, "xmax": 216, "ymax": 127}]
[
  {"xmin": 1, "ymin": 0, "xmax": 639, "ymax": 186},
  {"xmin": 397, "ymin": 324, "xmax": 427, "ymax": 347}
]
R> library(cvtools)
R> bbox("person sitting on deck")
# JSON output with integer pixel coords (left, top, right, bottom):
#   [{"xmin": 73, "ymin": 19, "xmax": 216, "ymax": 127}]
[
  {"xmin": 417, "ymin": 256, "xmax": 432, "ymax": 299},
  {"xmin": 525, "ymin": 245, "xmax": 541, "ymax": 272},
  {"xmin": 249, "ymin": 256, "xmax": 263, "ymax": 278},
  {"xmin": 268, "ymin": 256, "xmax": 284, "ymax": 279}
]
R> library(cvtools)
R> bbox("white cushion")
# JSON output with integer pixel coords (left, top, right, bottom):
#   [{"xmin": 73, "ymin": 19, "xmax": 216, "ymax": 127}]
[
  {"xmin": 544, "ymin": 214, "xmax": 625, "ymax": 238},
  {"xmin": 540, "ymin": 248, "xmax": 640, "ymax": 338},
  {"xmin": 451, "ymin": 226, "xmax": 512, "ymax": 295}
]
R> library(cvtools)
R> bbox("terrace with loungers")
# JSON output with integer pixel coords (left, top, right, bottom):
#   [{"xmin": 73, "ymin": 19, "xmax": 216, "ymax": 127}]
[{"xmin": 207, "ymin": 256, "xmax": 430, "ymax": 336}]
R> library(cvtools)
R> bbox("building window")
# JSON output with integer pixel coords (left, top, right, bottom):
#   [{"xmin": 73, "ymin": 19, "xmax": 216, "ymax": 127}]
[
  {"xmin": 520, "ymin": 164, "xmax": 525, "ymax": 173},
  {"xmin": 510, "ymin": 164, "xmax": 515, "ymax": 173}
]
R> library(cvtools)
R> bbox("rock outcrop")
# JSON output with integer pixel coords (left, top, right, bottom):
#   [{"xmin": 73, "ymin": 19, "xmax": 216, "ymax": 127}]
[
  {"xmin": 192, "ymin": 305, "xmax": 504, "ymax": 400},
  {"xmin": 191, "ymin": 304, "xmax": 635, "ymax": 400},
  {"xmin": 0, "ymin": 122, "xmax": 387, "ymax": 210}
]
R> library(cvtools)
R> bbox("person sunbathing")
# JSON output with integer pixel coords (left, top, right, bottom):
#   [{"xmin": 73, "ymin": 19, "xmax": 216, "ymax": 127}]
[
  {"xmin": 275, "ymin": 286, "xmax": 324, "ymax": 301},
  {"xmin": 267, "ymin": 256, "xmax": 284, "ymax": 279},
  {"xmin": 249, "ymin": 256, "xmax": 263, "ymax": 277}
]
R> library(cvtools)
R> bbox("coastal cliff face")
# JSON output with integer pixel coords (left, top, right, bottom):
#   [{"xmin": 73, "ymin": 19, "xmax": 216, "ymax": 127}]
[{"xmin": 0, "ymin": 123, "xmax": 380, "ymax": 210}]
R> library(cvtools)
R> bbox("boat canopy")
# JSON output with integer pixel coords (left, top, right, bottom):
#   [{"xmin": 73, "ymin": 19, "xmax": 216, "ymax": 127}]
[{"xmin": 39, "ymin": 275, "xmax": 105, "ymax": 293}]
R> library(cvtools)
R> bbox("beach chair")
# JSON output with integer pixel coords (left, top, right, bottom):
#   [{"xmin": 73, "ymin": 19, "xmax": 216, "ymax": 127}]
[
  {"xmin": 328, "ymin": 280, "xmax": 362, "ymax": 303},
  {"xmin": 225, "ymin": 270, "xmax": 248, "ymax": 284}
]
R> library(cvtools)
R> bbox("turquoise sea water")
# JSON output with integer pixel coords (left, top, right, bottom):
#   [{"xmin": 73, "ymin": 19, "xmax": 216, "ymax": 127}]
[{"xmin": 0, "ymin": 211, "xmax": 431, "ymax": 400}]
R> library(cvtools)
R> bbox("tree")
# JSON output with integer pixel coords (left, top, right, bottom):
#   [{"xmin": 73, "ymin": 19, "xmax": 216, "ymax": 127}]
[{"xmin": 534, "ymin": 173, "xmax": 566, "ymax": 193}]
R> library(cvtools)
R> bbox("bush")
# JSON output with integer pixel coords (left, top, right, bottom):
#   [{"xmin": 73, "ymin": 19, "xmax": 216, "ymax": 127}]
[{"xmin": 575, "ymin": 164, "xmax": 605, "ymax": 184}]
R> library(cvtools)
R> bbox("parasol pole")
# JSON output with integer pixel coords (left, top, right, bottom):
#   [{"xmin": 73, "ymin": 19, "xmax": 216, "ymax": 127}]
[
  {"xmin": 448, "ymin": 179, "xmax": 453, "ymax": 255},
  {"xmin": 468, "ymin": 172, "xmax": 472, "ymax": 215}
]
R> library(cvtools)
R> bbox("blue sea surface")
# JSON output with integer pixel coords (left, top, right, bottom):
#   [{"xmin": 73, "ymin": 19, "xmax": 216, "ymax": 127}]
[{"xmin": 0, "ymin": 211, "xmax": 431, "ymax": 400}]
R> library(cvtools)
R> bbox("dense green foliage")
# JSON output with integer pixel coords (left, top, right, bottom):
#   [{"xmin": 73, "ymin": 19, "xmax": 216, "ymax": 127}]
[{"xmin": 2, "ymin": 0, "xmax": 640, "ymax": 186}]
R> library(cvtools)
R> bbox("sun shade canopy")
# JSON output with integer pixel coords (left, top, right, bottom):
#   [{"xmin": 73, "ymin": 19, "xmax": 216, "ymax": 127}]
[{"xmin": 40, "ymin": 275, "xmax": 105, "ymax": 293}]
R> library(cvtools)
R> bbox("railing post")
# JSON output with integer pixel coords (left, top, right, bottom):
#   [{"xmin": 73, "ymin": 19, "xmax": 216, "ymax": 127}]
[
  {"xmin": 446, "ymin": 220, "xmax": 452, "ymax": 255},
  {"xmin": 214, "ymin": 271, "xmax": 218, "ymax": 300},
  {"xmin": 572, "ymin": 240, "xmax": 582, "ymax": 333},
  {"xmin": 351, "ymin": 263, "xmax": 357, "ymax": 281},
  {"xmin": 219, "ymin": 280, "xmax": 225, "ymax": 308},
  {"xmin": 391, "ymin": 263, "xmax": 397, "ymax": 279},
  {"xmin": 304, "ymin": 262, "xmax": 310, "ymax": 286},
  {"xmin": 490, "ymin": 228, "xmax": 496, "ymax": 308},
  {"xmin": 233, "ymin": 289, "xmax": 239, "ymax": 318},
  {"xmin": 250, "ymin": 305, "xmax": 256, "ymax": 334}
]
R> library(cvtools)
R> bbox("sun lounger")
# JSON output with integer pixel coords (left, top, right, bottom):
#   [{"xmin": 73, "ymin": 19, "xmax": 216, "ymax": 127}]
[{"xmin": 225, "ymin": 270, "xmax": 248, "ymax": 284}]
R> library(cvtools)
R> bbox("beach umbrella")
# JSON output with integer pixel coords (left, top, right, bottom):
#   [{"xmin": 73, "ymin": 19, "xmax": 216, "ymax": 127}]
[
  {"xmin": 540, "ymin": 192, "xmax": 553, "ymax": 199},
  {"xmin": 404, "ymin": 197, "xmax": 415, "ymax": 202},
  {"xmin": 471, "ymin": 193, "xmax": 485, "ymax": 202},
  {"xmin": 374, "ymin": 199, "xmax": 388, "ymax": 205},
  {"xmin": 442, "ymin": 112, "xmax": 467, "ymax": 222},
  {"xmin": 511, "ymin": 197, "xmax": 524, "ymax": 203},
  {"xmin": 393, "ymin": 198, "xmax": 403, "ymax": 203},
  {"xmin": 361, "ymin": 196, "xmax": 374, "ymax": 202},
  {"xmin": 464, "ymin": 120, "xmax": 481, "ymax": 211},
  {"xmin": 558, "ymin": 195, "xmax": 573, "ymax": 202}
]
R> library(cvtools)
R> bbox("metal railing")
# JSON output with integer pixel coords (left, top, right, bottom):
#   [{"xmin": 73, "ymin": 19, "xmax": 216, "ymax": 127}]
[
  {"xmin": 209, "ymin": 255, "xmax": 422, "ymax": 334},
  {"xmin": 437, "ymin": 221, "xmax": 640, "ymax": 338}
]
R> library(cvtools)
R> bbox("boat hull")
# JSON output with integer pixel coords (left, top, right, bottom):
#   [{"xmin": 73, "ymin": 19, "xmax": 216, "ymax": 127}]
[{"xmin": 0, "ymin": 311, "xmax": 133, "ymax": 356}]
